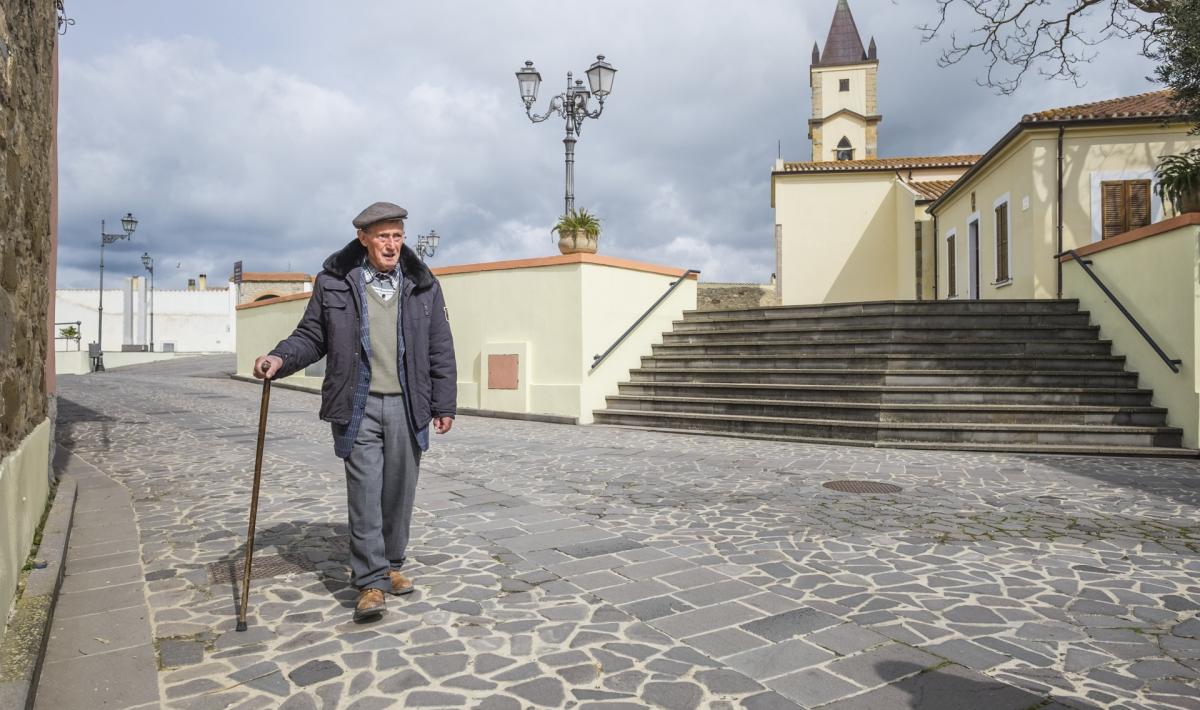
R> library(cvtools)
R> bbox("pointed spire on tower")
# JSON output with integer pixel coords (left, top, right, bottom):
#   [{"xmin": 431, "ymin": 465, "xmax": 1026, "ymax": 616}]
[
  {"xmin": 868, "ymin": 36, "xmax": 877, "ymax": 60},
  {"xmin": 817, "ymin": 0, "xmax": 869, "ymax": 67},
  {"xmin": 811, "ymin": 42, "xmax": 821, "ymax": 65}
]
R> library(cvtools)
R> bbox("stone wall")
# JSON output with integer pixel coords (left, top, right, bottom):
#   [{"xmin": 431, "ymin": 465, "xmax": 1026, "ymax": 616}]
[
  {"xmin": 0, "ymin": 0, "xmax": 56, "ymax": 455},
  {"xmin": 697, "ymin": 283, "xmax": 781, "ymax": 312}
]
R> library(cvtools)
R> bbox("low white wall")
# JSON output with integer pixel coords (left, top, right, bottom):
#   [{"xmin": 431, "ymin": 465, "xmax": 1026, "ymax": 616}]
[
  {"xmin": 0, "ymin": 419, "xmax": 51, "ymax": 646},
  {"xmin": 56, "ymin": 284, "xmax": 235, "ymax": 353},
  {"xmin": 233, "ymin": 255, "xmax": 699, "ymax": 425}
]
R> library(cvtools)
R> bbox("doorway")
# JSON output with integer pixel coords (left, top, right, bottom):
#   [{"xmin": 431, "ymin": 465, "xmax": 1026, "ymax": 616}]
[{"xmin": 967, "ymin": 218, "xmax": 980, "ymax": 299}]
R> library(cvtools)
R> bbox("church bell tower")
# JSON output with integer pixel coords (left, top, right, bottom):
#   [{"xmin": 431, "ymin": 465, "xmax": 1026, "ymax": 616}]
[{"xmin": 809, "ymin": 0, "xmax": 880, "ymax": 161}]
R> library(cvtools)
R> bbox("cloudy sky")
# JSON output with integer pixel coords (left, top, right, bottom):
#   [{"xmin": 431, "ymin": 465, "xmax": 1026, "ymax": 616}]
[{"xmin": 56, "ymin": 0, "xmax": 1161, "ymax": 289}]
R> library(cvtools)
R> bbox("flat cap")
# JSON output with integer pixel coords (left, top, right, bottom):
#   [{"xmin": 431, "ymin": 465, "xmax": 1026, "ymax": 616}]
[{"xmin": 353, "ymin": 201, "xmax": 408, "ymax": 229}]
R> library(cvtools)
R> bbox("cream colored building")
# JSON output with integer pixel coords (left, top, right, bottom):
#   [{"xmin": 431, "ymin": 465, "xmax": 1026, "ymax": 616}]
[
  {"xmin": 928, "ymin": 90, "xmax": 1199, "ymax": 300},
  {"xmin": 772, "ymin": 0, "xmax": 978, "ymax": 306}
]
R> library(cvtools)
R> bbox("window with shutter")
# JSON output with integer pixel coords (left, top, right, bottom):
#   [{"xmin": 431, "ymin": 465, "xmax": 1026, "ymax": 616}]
[
  {"xmin": 1101, "ymin": 179, "xmax": 1153, "ymax": 239},
  {"xmin": 947, "ymin": 234, "xmax": 957, "ymax": 297},
  {"xmin": 994, "ymin": 202, "xmax": 1009, "ymax": 282}
]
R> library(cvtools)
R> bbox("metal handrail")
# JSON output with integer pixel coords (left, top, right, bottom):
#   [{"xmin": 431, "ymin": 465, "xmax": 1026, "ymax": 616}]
[
  {"xmin": 54, "ymin": 320, "xmax": 83, "ymax": 351},
  {"xmin": 1059, "ymin": 249, "xmax": 1181, "ymax": 373},
  {"xmin": 591, "ymin": 269, "xmax": 699, "ymax": 371}
]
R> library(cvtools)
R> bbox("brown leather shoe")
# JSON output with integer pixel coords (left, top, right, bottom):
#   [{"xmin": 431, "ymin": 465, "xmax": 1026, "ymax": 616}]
[
  {"xmin": 354, "ymin": 588, "xmax": 386, "ymax": 621},
  {"xmin": 388, "ymin": 569, "xmax": 414, "ymax": 596}
]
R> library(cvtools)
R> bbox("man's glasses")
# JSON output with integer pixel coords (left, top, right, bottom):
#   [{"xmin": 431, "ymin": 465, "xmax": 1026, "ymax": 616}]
[{"xmin": 370, "ymin": 233, "xmax": 405, "ymax": 243}]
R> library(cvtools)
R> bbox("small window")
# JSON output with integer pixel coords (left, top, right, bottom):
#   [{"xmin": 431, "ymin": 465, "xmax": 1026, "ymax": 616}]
[
  {"xmin": 836, "ymin": 136, "xmax": 854, "ymax": 161},
  {"xmin": 1101, "ymin": 180, "xmax": 1152, "ymax": 239},
  {"xmin": 994, "ymin": 202, "xmax": 1010, "ymax": 282},
  {"xmin": 839, "ymin": 78, "xmax": 850, "ymax": 92},
  {"xmin": 946, "ymin": 233, "xmax": 957, "ymax": 298}
]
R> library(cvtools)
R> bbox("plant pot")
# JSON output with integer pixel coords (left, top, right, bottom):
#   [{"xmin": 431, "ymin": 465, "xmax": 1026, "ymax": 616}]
[
  {"xmin": 1178, "ymin": 187, "xmax": 1200, "ymax": 214},
  {"xmin": 557, "ymin": 229, "xmax": 598, "ymax": 255}
]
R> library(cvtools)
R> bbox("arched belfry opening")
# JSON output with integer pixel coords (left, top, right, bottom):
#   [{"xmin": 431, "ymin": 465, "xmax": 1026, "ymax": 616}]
[{"xmin": 836, "ymin": 137, "xmax": 854, "ymax": 161}]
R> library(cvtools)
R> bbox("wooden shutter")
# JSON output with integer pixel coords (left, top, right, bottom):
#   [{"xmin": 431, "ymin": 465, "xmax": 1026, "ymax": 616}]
[
  {"xmin": 947, "ymin": 235, "xmax": 957, "ymax": 297},
  {"xmin": 1101, "ymin": 179, "xmax": 1153, "ymax": 239},
  {"xmin": 995, "ymin": 203, "xmax": 1009, "ymax": 282},
  {"xmin": 1128, "ymin": 180, "xmax": 1151, "ymax": 231}
]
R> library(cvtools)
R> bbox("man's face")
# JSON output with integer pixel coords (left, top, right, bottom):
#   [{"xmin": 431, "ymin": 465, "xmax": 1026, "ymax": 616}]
[{"xmin": 358, "ymin": 221, "xmax": 405, "ymax": 272}]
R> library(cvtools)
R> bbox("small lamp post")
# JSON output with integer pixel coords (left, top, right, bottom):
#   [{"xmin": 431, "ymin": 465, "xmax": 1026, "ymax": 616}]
[
  {"xmin": 141, "ymin": 252, "xmax": 155, "ymax": 352},
  {"xmin": 416, "ymin": 229, "xmax": 440, "ymax": 262},
  {"xmin": 95, "ymin": 212, "xmax": 137, "ymax": 371},
  {"xmin": 516, "ymin": 55, "xmax": 616, "ymax": 215}
]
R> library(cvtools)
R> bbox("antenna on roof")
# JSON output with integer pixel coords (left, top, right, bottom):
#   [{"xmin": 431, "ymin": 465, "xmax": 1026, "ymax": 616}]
[{"xmin": 778, "ymin": 140, "xmax": 781, "ymax": 159}]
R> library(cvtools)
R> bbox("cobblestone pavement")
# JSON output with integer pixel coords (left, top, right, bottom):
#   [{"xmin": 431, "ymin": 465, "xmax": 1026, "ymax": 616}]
[{"xmin": 52, "ymin": 355, "xmax": 1200, "ymax": 710}]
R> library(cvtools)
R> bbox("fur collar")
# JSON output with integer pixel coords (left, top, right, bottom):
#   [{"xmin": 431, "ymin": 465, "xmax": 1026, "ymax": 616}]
[{"xmin": 321, "ymin": 238, "xmax": 434, "ymax": 289}]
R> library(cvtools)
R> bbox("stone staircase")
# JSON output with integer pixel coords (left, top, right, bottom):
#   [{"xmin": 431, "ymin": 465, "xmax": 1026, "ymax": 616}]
[{"xmin": 593, "ymin": 300, "xmax": 1197, "ymax": 457}]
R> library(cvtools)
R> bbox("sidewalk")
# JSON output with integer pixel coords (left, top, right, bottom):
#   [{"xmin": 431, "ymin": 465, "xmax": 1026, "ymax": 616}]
[
  {"xmin": 35, "ymin": 450, "xmax": 158, "ymax": 708},
  {"xmin": 37, "ymin": 356, "xmax": 1200, "ymax": 709}
]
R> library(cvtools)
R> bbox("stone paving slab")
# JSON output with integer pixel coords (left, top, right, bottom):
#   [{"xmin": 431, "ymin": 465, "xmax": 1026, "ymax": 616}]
[{"xmin": 43, "ymin": 355, "xmax": 1200, "ymax": 709}]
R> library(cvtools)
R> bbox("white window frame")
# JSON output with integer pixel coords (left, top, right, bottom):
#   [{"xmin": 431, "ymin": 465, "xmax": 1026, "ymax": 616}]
[
  {"xmin": 1089, "ymin": 170, "xmax": 1162, "ymax": 243},
  {"xmin": 992, "ymin": 192, "xmax": 1012, "ymax": 287},
  {"xmin": 945, "ymin": 228, "xmax": 958, "ymax": 299},
  {"xmin": 965, "ymin": 212, "xmax": 980, "ymax": 300}
]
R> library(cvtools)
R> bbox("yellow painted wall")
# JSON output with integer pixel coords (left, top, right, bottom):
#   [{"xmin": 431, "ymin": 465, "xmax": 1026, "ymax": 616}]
[
  {"xmin": 233, "ymin": 260, "xmax": 697, "ymax": 424},
  {"xmin": 0, "ymin": 418, "xmax": 51, "ymax": 641},
  {"xmin": 819, "ymin": 114, "xmax": 868, "ymax": 163},
  {"xmin": 894, "ymin": 186, "xmax": 918, "ymax": 300},
  {"xmin": 235, "ymin": 297, "xmax": 324, "ymax": 390},
  {"xmin": 933, "ymin": 123, "xmax": 1200, "ymax": 300},
  {"xmin": 775, "ymin": 172, "xmax": 900, "ymax": 304},
  {"xmin": 439, "ymin": 263, "xmax": 585, "ymax": 418},
  {"xmin": 933, "ymin": 137, "xmax": 1039, "ymax": 299},
  {"xmin": 1062, "ymin": 224, "xmax": 1200, "ymax": 448},
  {"xmin": 580, "ymin": 266, "xmax": 697, "ymax": 423},
  {"xmin": 815, "ymin": 64, "xmax": 870, "ymax": 118}
]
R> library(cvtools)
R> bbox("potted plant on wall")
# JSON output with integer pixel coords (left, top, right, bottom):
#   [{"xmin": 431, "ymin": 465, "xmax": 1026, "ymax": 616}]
[
  {"xmin": 552, "ymin": 209, "xmax": 601, "ymax": 255},
  {"xmin": 1155, "ymin": 147, "xmax": 1200, "ymax": 214}
]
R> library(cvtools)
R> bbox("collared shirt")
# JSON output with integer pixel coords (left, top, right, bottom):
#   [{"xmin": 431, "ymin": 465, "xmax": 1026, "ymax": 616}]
[{"xmin": 363, "ymin": 260, "xmax": 401, "ymax": 301}]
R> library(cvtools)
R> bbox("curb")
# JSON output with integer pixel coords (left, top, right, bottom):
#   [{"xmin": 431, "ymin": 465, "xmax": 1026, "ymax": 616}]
[{"xmin": 0, "ymin": 457, "xmax": 78, "ymax": 710}]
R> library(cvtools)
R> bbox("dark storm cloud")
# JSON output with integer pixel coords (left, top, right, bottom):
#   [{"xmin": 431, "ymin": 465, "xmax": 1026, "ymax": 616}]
[{"xmin": 56, "ymin": 1, "xmax": 1160, "ymax": 288}]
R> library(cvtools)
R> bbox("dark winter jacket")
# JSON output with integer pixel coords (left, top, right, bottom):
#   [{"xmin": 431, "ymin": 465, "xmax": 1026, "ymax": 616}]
[{"xmin": 269, "ymin": 239, "xmax": 456, "ymax": 456}]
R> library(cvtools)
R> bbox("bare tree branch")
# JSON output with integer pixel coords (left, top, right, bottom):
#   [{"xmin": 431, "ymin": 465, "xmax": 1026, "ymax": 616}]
[{"xmin": 919, "ymin": 0, "xmax": 1168, "ymax": 94}]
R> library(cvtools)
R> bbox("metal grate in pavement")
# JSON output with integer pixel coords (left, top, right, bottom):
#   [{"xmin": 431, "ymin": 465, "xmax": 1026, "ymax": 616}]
[
  {"xmin": 207, "ymin": 554, "xmax": 317, "ymax": 584},
  {"xmin": 823, "ymin": 480, "xmax": 902, "ymax": 494}
]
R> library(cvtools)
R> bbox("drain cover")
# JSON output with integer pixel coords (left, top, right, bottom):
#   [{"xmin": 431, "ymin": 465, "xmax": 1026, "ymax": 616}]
[
  {"xmin": 823, "ymin": 480, "xmax": 902, "ymax": 494},
  {"xmin": 207, "ymin": 554, "xmax": 317, "ymax": 584}
]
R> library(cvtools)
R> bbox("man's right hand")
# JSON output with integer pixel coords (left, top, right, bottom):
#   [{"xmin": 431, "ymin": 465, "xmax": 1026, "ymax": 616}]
[{"xmin": 254, "ymin": 355, "xmax": 283, "ymax": 380}]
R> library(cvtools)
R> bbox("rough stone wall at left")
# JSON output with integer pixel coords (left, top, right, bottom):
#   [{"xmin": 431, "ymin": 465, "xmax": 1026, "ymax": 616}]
[{"xmin": 0, "ymin": 0, "xmax": 56, "ymax": 453}]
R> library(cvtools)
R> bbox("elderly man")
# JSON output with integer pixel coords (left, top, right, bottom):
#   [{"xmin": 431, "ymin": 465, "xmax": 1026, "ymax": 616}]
[{"xmin": 255, "ymin": 201, "xmax": 456, "ymax": 622}]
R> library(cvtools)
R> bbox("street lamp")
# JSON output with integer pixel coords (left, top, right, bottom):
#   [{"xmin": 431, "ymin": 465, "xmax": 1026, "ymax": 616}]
[
  {"xmin": 95, "ymin": 212, "xmax": 137, "ymax": 371},
  {"xmin": 516, "ymin": 55, "xmax": 616, "ymax": 215},
  {"xmin": 416, "ymin": 229, "xmax": 440, "ymax": 262},
  {"xmin": 141, "ymin": 252, "xmax": 155, "ymax": 352}
]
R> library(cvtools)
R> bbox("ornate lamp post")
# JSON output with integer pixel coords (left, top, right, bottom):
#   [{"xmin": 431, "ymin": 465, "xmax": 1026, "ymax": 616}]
[
  {"xmin": 95, "ymin": 212, "xmax": 137, "ymax": 371},
  {"xmin": 141, "ymin": 252, "xmax": 155, "ymax": 352},
  {"xmin": 416, "ymin": 229, "xmax": 440, "ymax": 262},
  {"xmin": 516, "ymin": 55, "xmax": 616, "ymax": 215}
]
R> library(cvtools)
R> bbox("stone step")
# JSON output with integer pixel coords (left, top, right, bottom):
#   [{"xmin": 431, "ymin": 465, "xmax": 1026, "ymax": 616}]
[
  {"xmin": 593, "ymin": 409, "xmax": 1184, "ymax": 448},
  {"xmin": 628, "ymin": 368, "xmax": 1140, "ymax": 388},
  {"xmin": 651, "ymin": 339, "xmax": 1115, "ymax": 356},
  {"xmin": 641, "ymin": 354, "xmax": 1128, "ymax": 372},
  {"xmin": 592, "ymin": 423, "xmax": 1198, "ymax": 458},
  {"xmin": 661, "ymin": 325, "xmax": 1101, "ymax": 343},
  {"xmin": 616, "ymin": 382, "xmax": 1155, "ymax": 407},
  {"xmin": 605, "ymin": 394, "xmax": 1169, "ymax": 426},
  {"xmin": 682, "ymin": 298, "xmax": 1084, "ymax": 319},
  {"xmin": 673, "ymin": 312, "xmax": 1093, "ymax": 331}
]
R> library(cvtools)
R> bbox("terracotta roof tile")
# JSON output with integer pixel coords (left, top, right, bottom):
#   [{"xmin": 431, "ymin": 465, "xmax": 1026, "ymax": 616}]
[
  {"xmin": 240, "ymin": 272, "xmax": 312, "ymax": 282},
  {"xmin": 778, "ymin": 154, "xmax": 981, "ymax": 174},
  {"xmin": 1023, "ymin": 89, "xmax": 1181, "ymax": 123},
  {"xmin": 906, "ymin": 179, "xmax": 958, "ymax": 201}
]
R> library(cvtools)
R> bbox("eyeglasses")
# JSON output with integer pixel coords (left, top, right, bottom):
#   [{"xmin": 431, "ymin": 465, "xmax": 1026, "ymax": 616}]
[{"xmin": 370, "ymin": 233, "xmax": 405, "ymax": 243}]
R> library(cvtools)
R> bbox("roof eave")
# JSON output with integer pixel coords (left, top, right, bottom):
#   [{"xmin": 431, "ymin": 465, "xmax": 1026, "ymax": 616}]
[{"xmin": 926, "ymin": 113, "xmax": 1191, "ymax": 214}]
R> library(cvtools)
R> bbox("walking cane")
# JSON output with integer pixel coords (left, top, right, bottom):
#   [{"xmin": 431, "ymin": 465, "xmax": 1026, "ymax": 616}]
[{"xmin": 236, "ymin": 361, "xmax": 272, "ymax": 632}]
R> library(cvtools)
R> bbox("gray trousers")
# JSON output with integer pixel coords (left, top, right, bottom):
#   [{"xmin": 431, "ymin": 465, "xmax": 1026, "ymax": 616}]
[{"xmin": 344, "ymin": 394, "xmax": 421, "ymax": 591}]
